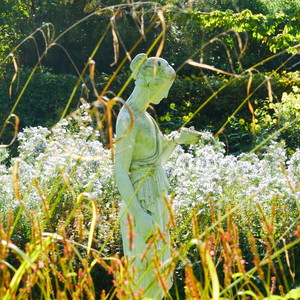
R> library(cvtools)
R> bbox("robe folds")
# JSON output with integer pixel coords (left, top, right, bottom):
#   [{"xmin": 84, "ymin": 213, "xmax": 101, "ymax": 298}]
[{"xmin": 120, "ymin": 115, "xmax": 172, "ymax": 299}]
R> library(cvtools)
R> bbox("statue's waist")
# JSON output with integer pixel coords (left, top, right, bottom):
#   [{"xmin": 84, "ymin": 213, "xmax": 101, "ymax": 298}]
[
  {"xmin": 129, "ymin": 162, "xmax": 161, "ymax": 175},
  {"xmin": 129, "ymin": 162, "xmax": 169, "ymax": 207},
  {"xmin": 129, "ymin": 161, "xmax": 167, "ymax": 187}
]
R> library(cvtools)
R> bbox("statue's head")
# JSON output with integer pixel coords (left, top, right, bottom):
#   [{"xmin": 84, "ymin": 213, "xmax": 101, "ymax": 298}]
[{"xmin": 130, "ymin": 53, "xmax": 176, "ymax": 89}]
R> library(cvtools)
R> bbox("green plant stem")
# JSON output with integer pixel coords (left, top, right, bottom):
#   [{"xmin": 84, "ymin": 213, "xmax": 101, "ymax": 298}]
[{"xmin": 219, "ymin": 238, "xmax": 300, "ymax": 297}]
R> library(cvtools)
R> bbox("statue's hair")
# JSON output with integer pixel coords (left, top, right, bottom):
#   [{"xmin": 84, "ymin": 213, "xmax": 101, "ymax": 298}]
[{"xmin": 130, "ymin": 53, "xmax": 176, "ymax": 84}]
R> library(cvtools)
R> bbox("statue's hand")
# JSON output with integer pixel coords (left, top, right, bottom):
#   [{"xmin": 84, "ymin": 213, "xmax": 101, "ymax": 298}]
[
  {"xmin": 135, "ymin": 212, "xmax": 155, "ymax": 241},
  {"xmin": 175, "ymin": 127, "xmax": 201, "ymax": 145}
]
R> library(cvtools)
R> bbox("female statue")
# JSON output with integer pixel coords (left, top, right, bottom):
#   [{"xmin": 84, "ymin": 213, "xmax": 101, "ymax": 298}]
[{"xmin": 115, "ymin": 53, "xmax": 200, "ymax": 299}]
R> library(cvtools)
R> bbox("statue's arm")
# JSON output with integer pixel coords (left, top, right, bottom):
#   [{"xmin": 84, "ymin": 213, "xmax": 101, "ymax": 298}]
[
  {"xmin": 160, "ymin": 128, "xmax": 201, "ymax": 164},
  {"xmin": 160, "ymin": 138, "xmax": 178, "ymax": 165},
  {"xmin": 115, "ymin": 116, "xmax": 141, "ymax": 216}
]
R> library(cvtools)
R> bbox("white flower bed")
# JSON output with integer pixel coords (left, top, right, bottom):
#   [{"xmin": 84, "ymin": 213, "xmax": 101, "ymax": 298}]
[{"xmin": 0, "ymin": 105, "xmax": 299, "ymax": 240}]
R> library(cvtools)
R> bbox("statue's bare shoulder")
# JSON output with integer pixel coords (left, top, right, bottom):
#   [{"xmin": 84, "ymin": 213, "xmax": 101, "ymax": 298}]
[
  {"xmin": 117, "ymin": 106, "xmax": 132, "ymax": 123},
  {"xmin": 116, "ymin": 106, "xmax": 136, "ymax": 137}
]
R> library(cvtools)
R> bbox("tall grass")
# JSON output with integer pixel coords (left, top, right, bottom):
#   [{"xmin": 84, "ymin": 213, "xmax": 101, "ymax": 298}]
[{"xmin": 0, "ymin": 2, "xmax": 300, "ymax": 299}]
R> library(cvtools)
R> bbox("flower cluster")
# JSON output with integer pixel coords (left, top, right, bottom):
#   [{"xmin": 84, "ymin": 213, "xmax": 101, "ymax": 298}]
[
  {"xmin": 0, "ymin": 105, "xmax": 299, "ymax": 248},
  {"xmin": 0, "ymin": 105, "xmax": 117, "ymax": 221},
  {"xmin": 165, "ymin": 134, "xmax": 299, "ymax": 239}
]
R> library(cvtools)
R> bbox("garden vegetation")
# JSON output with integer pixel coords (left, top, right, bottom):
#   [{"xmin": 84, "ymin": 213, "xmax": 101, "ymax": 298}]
[{"xmin": 0, "ymin": 0, "xmax": 300, "ymax": 299}]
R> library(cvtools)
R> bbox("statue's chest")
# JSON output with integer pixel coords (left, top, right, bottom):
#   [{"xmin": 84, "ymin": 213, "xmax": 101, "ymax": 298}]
[{"xmin": 135, "ymin": 115, "xmax": 157, "ymax": 151}]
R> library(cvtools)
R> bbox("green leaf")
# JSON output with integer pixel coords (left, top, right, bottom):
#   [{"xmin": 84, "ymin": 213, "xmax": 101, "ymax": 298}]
[
  {"xmin": 238, "ymin": 291, "xmax": 259, "ymax": 300},
  {"xmin": 285, "ymin": 287, "xmax": 300, "ymax": 299},
  {"xmin": 232, "ymin": 272, "xmax": 256, "ymax": 280},
  {"xmin": 3, "ymin": 237, "xmax": 52, "ymax": 300}
]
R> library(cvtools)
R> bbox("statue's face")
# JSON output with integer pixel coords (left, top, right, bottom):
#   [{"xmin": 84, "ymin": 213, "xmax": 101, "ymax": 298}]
[{"xmin": 149, "ymin": 80, "xmax": 174, "ymax": 105}]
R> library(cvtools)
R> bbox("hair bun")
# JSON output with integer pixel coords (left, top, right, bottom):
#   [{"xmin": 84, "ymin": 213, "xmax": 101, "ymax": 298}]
[{"xmin": 130, "ymin": 53, "xmax": 148, "ymax": 79}]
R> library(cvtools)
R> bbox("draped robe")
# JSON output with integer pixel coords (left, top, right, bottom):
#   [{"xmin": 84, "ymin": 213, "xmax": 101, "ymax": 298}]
[{"xmin": 119, "ymin": 113, "xmax": 172, "ymax": 298}]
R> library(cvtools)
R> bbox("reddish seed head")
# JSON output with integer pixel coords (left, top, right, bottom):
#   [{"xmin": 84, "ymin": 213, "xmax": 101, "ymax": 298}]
[
  {"xmin": 158, "ymin": 279, "xmax": 168, "ymax": 289},
  {"xmin": 116, "ymin": 258, "xmax": 122, "ymax": 264},
  {"xmin": 294, "ymin": 225, "xmax": 300, "ymax": 237}
]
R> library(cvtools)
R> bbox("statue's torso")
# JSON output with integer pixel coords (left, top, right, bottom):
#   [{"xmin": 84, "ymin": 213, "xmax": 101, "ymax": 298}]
[{"xmin": 132, "ymin": 112, "xmax": 158, "ymax": 161}]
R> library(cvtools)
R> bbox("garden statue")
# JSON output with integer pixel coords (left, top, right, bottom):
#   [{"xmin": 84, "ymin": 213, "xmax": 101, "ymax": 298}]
[{"xmin": 115, "ymin": 53, "xmax": 200, "ymax": 299}]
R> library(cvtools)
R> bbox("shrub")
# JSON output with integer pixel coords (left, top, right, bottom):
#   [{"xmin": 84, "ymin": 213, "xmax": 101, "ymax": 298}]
[
  {"xmin": 229, "ymin": 84, "xmax": 300, "ymax": 153},
  {"xmin": 158, "ymin": 71, "xmax": 300, "ymax": 135}
]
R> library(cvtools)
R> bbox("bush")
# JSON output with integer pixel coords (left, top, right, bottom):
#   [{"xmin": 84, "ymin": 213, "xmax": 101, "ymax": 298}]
[
  {"xmin": 156, "ymin": 70, "xmax": 300, "ymax": 154},
  {"xmin": 0, "ymin": 68, "xmax": 79, "ymax": 128},
  {"xmin": 159, "ymin": 71, "xmax": 300, "ymax": 130},
  {"xmin": 0, "ymin": 68, "xmax": 80, "ymax": 155},
  {"xmin": 228, "ymin": 84, "xmax": 300, "ymax": 153}
]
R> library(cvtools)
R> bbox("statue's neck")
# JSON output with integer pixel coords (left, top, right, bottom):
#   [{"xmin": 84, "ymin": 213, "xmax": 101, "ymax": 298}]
[{"xmin": 127, "ymin": 85, "xmax": 150, "ymax": 113}]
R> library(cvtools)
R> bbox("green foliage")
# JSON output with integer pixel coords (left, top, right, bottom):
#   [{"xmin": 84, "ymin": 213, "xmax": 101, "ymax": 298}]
[
  {"xmin": 253, "ymin": 85, "xmax": 300, "ymax": 151},
  {"xmin": 158, "ymin": 70, "xmax": 300, "ymax": 130},
  {"xmin": 223, "ymin": 71, "xmax": 300, "ymax": 153},
  {"xmin": 0, "ymin": 68, "xmax": 79, "ymax": 153},
  {"xmin": 193, "ymin": 8, "xmax": 300, "ymax": 53},
  {"xmin": 0, "ymin": 68, "xmax": 79, "ymax": 128},
  {"xmin": 14, "ymin": 70, "xmax": 79, "ymax": 126},
  {"xmin": 0, "ymin": 0, "xmax": 30, "ymax": 64},
  {"xmin": 165, "ymin": 6, "xmax": 300, "ymax": 77},
  {"xmin": 188, "ymin": 0, "xmax": 270, "ymax": 13},
  {"xmin": 262, "ymin": 0, "xmax": 300, "ymax": 14}
]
